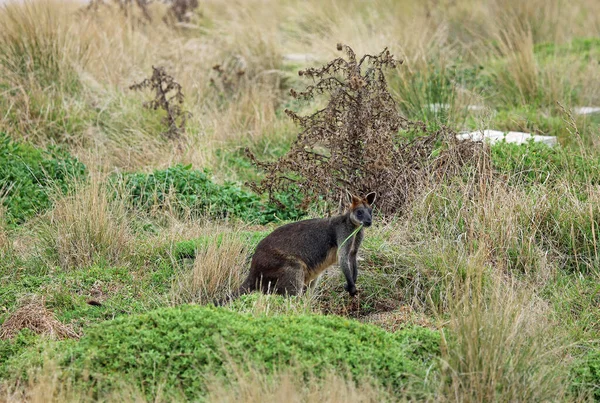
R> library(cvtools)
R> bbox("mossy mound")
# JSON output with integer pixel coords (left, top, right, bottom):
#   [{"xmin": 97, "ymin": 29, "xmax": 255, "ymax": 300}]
[{"xmin": 61, "ymin": 305, "xmax": 440, "ymax": 399}]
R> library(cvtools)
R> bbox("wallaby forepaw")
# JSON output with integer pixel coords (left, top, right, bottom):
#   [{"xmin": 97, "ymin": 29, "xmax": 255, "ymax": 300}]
[{"xmin": 345, "ymin": 284, "xmax": 358, "ymax": 297}]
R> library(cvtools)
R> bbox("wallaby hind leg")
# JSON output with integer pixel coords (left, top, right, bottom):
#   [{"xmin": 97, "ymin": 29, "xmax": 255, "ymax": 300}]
[
  {"xmin": 307, "ymin": 275, "xmax": 322, "ymax": 293},
  {"xmin": 274, "ymin": 266, "xmax": 305, "ymax": 296}
]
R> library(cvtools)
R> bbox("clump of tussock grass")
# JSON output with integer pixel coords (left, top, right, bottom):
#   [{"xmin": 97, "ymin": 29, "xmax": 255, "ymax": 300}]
[
  {"xmin": 0, "ymin": 295, "xmax": 79, "ymax": 340},
  {"xmin": 0, "ymin": 1, "xmax": 86, "ymax": 88},
  {"xmin": 38, "ymin": 174, "xmax": 132, "ymax": 270},
  {"xmin": 440, "ymin": 271, "xmax": 569, "ymax": 402},
  {"xmin": 388, "ymin": 61, "xmax": 480, "ymax": 130},
  {"xmin": 170, "ymin": 232, "xmax": 250, "ymax": 305},
  {"xmin": 0, "ymin": 1, "xmax": 94, "ymax": 145},
  {"xmin": 492, "ymin": 23, "xmax": 539, "ymax": 107},
  {"xmin": 204, "ymin": 364, "xmax": 393, "ymax": 403},
  {"xmin": 1, "ymin": 360, "xmax": 82, "ymax": 403}
]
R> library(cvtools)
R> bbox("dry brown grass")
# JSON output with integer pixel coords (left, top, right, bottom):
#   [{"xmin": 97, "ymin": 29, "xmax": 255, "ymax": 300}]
[
  {"xmin": 0, "ymin": 295, "xmax": 79, "ymax": 340},
  {"xmin": 170, "ymin": 231, "xmax": 249, "ymax": 305},
  {"xmin": 2, "ymin": 0, "xmax": 599, "ymax": 173},
  {"xmin": 439, "ymin": 272, "xmax": 569, "ymax": 402},
  {"xmin": 1, "ymin": 360, "xmax": 390, "ymax": 403},
  {"xmin": 0, "ymin": 205, "xmax": 10, "ymax": 255},
  {"xmin": 205, "ymin": 367, "xmax": 391, "ymax": 403},
  {"xmin": 38, "ymin": 173, "xmax": 132, "ymax": 270}
]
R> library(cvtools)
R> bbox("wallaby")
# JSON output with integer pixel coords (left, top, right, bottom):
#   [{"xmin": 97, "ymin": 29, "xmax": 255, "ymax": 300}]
[{"xmin": 229, "ymin": 192, "xmax": 376, "ymax": 301}]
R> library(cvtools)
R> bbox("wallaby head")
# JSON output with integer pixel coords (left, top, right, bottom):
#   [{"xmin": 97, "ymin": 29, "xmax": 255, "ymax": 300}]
[{"xmin": 347, "ymin": 192, "xmax": 376, "ymax": 227}]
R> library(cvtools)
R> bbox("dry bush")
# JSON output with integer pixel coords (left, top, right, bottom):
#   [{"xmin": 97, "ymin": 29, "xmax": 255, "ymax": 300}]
[
  {"xmin": 164, "ymin": 0, "xmax": 199, "ymax": 24},
  {"xmin": 38, "ymin": 175, "xmax": 132, "ymax": 270},
  {"xmin": 130, "ymin": 65, "xmax": 190, "ymax": 140},
  {"xmin": 440, "ymin": 272, "xmax": 568, "ymax": 402},
  {"xmin": 86, "ymin": 0, "xmax": 153, "ymax": 22},
  {"xmin": 248, "ymin": 44, "xmax": 478, "ymax": 216},
  {"xmin": 0, "ymin": 295, "xmax": 79, "ymax": 340},
  {"xmin": 87, "ymin": 0, "xmax": 200, "ymax": 25},
  {"xmin": 170, "ymin": 232, "xmax": 249, "ymax": 305}
]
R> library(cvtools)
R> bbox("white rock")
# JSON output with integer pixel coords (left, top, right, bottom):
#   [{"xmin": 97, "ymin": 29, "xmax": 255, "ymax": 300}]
[
  {"xmin": 574, "ymin": 107, "xmax": 600, "ymax": 115},
  {"xmin": 457, "ymin": 129, "xmax": 557, "ymax": 146},
  {"xmin": 427, "ymin": 103, "xmax": 449, "ymax": 113},
  {"xmin": 427, "ymin": 103, "xmax": 486, "ymax": 112},
  {"xmin": 283, "ymin": 53, "xmax": 317, "ymax": 62},
  {"xmin": 467, "ymin": 104, "xmax": 486, "ymax": 111}
]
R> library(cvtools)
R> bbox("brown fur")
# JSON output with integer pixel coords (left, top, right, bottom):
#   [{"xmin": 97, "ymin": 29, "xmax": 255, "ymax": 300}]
[{"xmin": 223, "ymin": 192, "xmax": 376, "ymax": 302}]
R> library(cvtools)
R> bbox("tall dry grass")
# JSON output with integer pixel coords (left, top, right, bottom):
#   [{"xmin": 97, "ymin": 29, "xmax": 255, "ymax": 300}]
[
  {"xmin": 2, "ymin": 0, "xmax": 599, "ymax": 170},
  {"xmin": 1, "ymin": 359, "xmax": 391, "ymax": 403},
  {"xmin": 0, "ymin": 204, "xmax": 10, "ymax": 256},
  {"xmin": 38, "ymin": 174, "xmax": 132, "ymax": 269},
  {"xmin": 204, "ymin": 366, "xmax": 391, "ymax": 403},
  {"xmin": 170, "ymin": 231, "xmax": 249, "ymax": 305},
  {"xmin": 440, "ymin": 272, "xmax": 569, "ymax": 402},
  {"xmin": 0, "ymin": 1, "xmax": 93, "ymax": 144}
]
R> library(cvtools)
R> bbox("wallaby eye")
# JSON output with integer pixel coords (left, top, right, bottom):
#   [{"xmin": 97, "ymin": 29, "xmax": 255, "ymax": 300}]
[{"xmin": 356, "ymin": 210, "xmax": 363, "ymax": 218}]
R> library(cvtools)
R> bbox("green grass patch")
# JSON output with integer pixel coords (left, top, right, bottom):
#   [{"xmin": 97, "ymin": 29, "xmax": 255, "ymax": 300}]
[
  {"xmin": 164, "ymin": 230, "xmax": 269, "ymax": 260},
  {"xmin": 57, "ymin": 305, "xmax": 439, "ymax": 400},
  {"xmin": 534, "ymin": 37, "xmax": 600, "ymax": 61},
  {"xmin": 0, "ymin": 329, "xmax": 44, "ymax": 379},
  {"xmin": 118, "ymin": 163, "xmax": 305, "ymax": 224},
  {"xmin": 491, "ymin": 140, "xmax": 600, "ymax": 186},
  {"xmin": 0, "ymin": 134, "xmax": 86, "ymax": 225},
  {"xmin": 570, "ymin": 347, "xmax": 600, "ymax": 401}
]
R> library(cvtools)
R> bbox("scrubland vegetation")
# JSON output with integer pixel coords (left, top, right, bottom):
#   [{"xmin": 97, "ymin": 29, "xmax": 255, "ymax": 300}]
[{"xmin": 1, "ymin": 0, "xmax": 600, "ymax": 401}]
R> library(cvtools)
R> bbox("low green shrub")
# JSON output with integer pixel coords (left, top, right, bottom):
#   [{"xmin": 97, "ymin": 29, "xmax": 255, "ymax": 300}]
[
  {"xmin": 0, "ymin": 134, "xmax": 86, "ymax": 225},
  {"xmin": 118, "ymin": 164, "xmax": 304, "ymax": 224},
  {"xmin": 60, "ymin": 305, "xmax": 440, "ymax": 400},
  {"xmin": 0, "ymin": 329, "xmax": 42, "ymax": 379},
  {"xmin": 491, "ymin": 140, "xmax": 600, "ymax": 186},
  {"xmin": 570, "ymin": 347, "xmax": 600, "ymax": 401}
]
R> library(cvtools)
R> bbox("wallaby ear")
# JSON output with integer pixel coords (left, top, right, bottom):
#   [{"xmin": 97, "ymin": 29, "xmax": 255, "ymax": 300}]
[
  {"xmin": 350, "ymin": 194, "xmax": 362, "ymax": 207},
  {"xmin": 365, "ymin": 192, "xmax": 376, "ymax": 206}
]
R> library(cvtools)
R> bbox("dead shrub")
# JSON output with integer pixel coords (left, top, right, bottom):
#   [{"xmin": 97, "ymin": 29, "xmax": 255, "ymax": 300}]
[
  {"xmin": 87, "ymin": 0, "xmax": 200, "ymax": 25},
  {"xmin": 164, "ymin": 0, "xmax": 199, "ymax": 24},
  {"xmin": 86, "ymin": 0, "xmax": 152, "ymax": 22},
  {"xmin": 171, "ymin": 233, "xmax": 249, "ymax": 305},
  {"xmin": 0, "ymin": 295, "xmax": 79, "ymax": 340},
  {"xmin": 38, "ymin": 175, "xmax": 132, "ymax": 270},
  {"xmin": 210, "ymin": 58, "xmax": 248, "ymax": 101},
  {"xmin": 247, "ymin": 44, "xmax": 479, "ymax": 216},
  {"xmin": 130, "ymin": 65, "xmax": 190, "ymax": 140}
]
